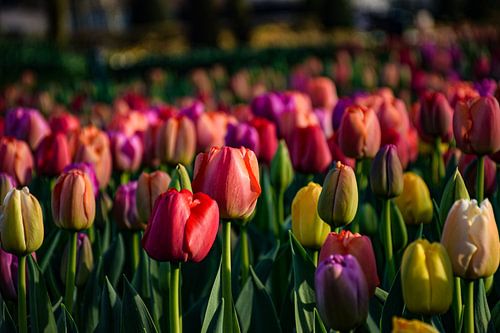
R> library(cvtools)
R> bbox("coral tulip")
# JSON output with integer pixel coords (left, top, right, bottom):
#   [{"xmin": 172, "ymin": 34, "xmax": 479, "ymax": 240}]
[{"xmin": 136, "ymin": 171, "xmax": 171, "ymax": 223}]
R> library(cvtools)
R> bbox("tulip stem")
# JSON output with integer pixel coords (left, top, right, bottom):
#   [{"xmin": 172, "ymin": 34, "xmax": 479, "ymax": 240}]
[
  {"xmin": 312, "ymin": 250, "xmax": 319, "ymax": 267},
  {"xmin": 169, "ymin": 262, "xmax": 181, "ymax": 333},
  {"xmin": 453, "ymin": 277, "xmax": 463, "ymax": 331},
  {"xmin": 222, "ymin": 221, "xmax": 233, "ymax": 333},
  {"xmin": 17, "ymin": 255, "xmax": 27, "ymax": 333},
  {"xmin": 476, "ymin": 156, "xmax": 485, "ymax": 202},
  {"xmin": 382, "ymin": 199, "xmax": 395, "ymax": 285},
  {"xmin": 64, "ymin": 231, "xmax": 78, "ymax": 313},
  {"xmin": 132, "ymin": 232, "xmax": 140, "ymax": 272},
  {"xmin": 465, "ymin": 280, "xmax": 474, "ymax": 333},
  {"xmin": 432, "ymin": 137, "xmax": 444, "ymax": 187},
  {"xmin": 275, "ymin": 190, "xmax": 285, "ymax": 236},
  {"xmin": 240, "ymin": 227, "xmax": 250, "ymax": 284}
]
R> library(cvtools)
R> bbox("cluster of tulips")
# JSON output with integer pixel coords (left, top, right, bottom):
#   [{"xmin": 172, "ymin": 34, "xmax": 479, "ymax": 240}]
[{"xmin": 0, "ymin": 35, "xmax": 500, "ymax": 332}]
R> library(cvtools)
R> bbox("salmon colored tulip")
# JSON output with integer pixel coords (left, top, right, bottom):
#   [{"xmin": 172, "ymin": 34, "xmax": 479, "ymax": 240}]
[
  {"xmin": 392, "ymin": 318, "xmax": 438, "ymax": 333},
  {"xmin": 136, "ymin": 171, "xmax": 171, "ymax": 223},
  {"xmin": 192, "ymin": 146, "xmax": 261, "ymax": 220},
  {"xmin": 35, "ymin": 132, "xmax": 72, "ymax": 177},
  {"xmin": 0, "ymin": 137, "xmax": 33, "ymax": 185},
  {"xmin": 156, "ymin": 116, "xmax": 196, "ymax": 166},
  {"xmin": 307, "ymin": 77, "xmax": 338, "ymax": 110},
  {"xmin": 49, "ymin": 112, "xmax": 81, "ymax": 158}
]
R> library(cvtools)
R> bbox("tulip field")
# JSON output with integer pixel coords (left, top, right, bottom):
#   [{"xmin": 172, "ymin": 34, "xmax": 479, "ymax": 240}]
[{"xmin": 0, "ymin": 25, "xmax": 500, "ymax": 333}]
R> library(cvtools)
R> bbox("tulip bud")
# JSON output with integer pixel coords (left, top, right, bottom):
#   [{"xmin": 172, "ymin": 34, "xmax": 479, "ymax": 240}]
[
  {"xmin": 459, "ymin": 154, "xmax": 497, "ymax": 198},
  {"xmin": 441, "ymin": 199, "xmax": 499, "ymax": 279},
  {"xmin": 0, "ymin": 137, "xmax": 34, "ymax": 185},
  {"xmin": 63, "ymin": 162, "xmax": 99, "ymax": 197},
  {"xmin": 419, "ymin": 92, "xmax": 453, "ymax": 141},
  {"xmin": 370, "ymin": 145, "xmax": 404, "ymax": 199},
  {"xmin": 0, "ymin": 187, "xmax": 44, "ymax": 256},
  {"xmin": 439, "ymin": 169, "xmax": 469, "ymax": 223},
  {"xmin": 137, "ymin": 171, "xmax": 171, "ymax": 223},
  {"xmin": 113, "ymin": 181, "xmax": 143, "ymax": 231},
  {"xmin": 270, "ymin": 140, "xmax": 294, "ymax": 194},
  {"xmin": 401, "ymin": 239, "xmax": 453, "ymax": 315},
  {"xmin": 288, "ymin": 125, "xmax": 332, "ymax": 174},
  {"xmin": 315, "ymin": 254, "xmax": 369, "ymax": 331},
  {"xmin": 291, "ymin": 182, "xmax": 330, "ymax": 249},
  {"xmin": 318, "ymin": 162, "xmax": 358, "ymax": 227},
  {"xmin": 394, "ymin": 172, "xmax": 433, "ymax": 225},
  {"xmin": 109, "ymin": 132, "xmax": 143, "ymax": 173},
  {"xmin": 52, "ymin": 169, "xmax": 96, "ymax": 230},
  {"xmin": 225, "ymin": 122, "xmax": 260, "ymax": 157},
  {"xmin": 156, "ymin": 116, "xmax": 196, "ymax": 166},
  {"xmin": 249, "ymin": 118, "xmax": 278, "ymax": 165},
  {"xmin": 168, "ymin": 164, "xmax": 192, "ymax": 192},
  {"xmin": 193, "ymin": 146, "xmax": 261, "ymax": 220},
  {"xmin": 5, "ymin": 107, "xmax": 50, "ymax": 150},
  {"xmin": 453, "ymin": 96, "xmax": 500, "ymax": 155},
  {"xmin": 307, "ymin": 77, "xmax": 338, "ymax": 110},
  {"xmin": 35, "ymin": 132, "xmax": 72, "ymax": 177},
  {"xmin": 250, "ymin": 92, "xmax": 285, "ymax": 123},
  {"xmin": 392, "ymin": 317, "xmax": 439, "ymax": 333},
  {"xmin": 142, "ymin": 189, "xmax": 219, "ymax": 262},
  {"xmin": 0, "ymin": 173, "xmax": 16, "ymax": 202},
  {"xmin": 319, "ymin": 231, "xmax": 379, "ymax": 296},
  {"xmin": 60, "ymin": 233, "xmax": 93, "ymax": 286}
]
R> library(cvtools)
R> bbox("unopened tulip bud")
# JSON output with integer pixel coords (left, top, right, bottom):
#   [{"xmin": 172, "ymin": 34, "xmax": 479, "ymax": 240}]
[
  {"xmin": 394, "ymin": 172, "xmax": 433, "ymax": 225},
  {"xmin": 114, "ymin": 181, "xmax": 143, "ymax": 231},
  {"xmin": 270, "ymin": 140, "xmax": 294, "ymax": 194},
  {"xmin": 60, "ymin": 233, "xmax": 93, "ymax": 286},
  {"xmin": 0, "ymin": 137, "xmax": 34, "ymax": 185},
  {"xmin": 370, "ymin": 145, "xmax": 404, "ymax": 199},
  {"xmin": 137, "ymin": 171, "xmax": 171, "ymax": 223},
  {"xmin": 168, "ymin": 164, "xmax": 192, "ymax": 192},
  {"xmin": 439, "ymin": 169, "xmax": 469, "ymax": 223}
]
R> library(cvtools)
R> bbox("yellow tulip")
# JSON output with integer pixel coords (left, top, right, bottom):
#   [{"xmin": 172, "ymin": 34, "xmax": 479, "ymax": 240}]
[
  {"xmin": 401, "ymin": 239, "xmax": 453, "ymax": 315},
  {"xmin": 392, "ymin": 317, "xmax": 438, "ymax": 333},
  {"xmin": 394, "ymin": 172, "xmax": 433, "ymax": 225},
  {"xmin": 292, "ymin": 182, "xmax": 330, "ymax": 249}
]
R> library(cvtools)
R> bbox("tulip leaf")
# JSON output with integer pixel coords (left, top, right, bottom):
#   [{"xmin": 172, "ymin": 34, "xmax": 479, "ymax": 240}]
[
  {"xmin": 27, "ymin": 255, "xmax": 58, "ymax": 333},
  {"xmin": 201, "ymin": 260, "xmax": 223, "ymax": 333},
  {"xmin": 490, "ymin": 300, "xmax": 500, "ymax": 333},
  {"xmin": 94, "ymin": 277, "xmax": 122, "ymax": 333},
  {"xmin": 380, "ymin": 270, "xmax": 404, "ymax": 333},
  {"xmin": 431, "ymin": 199, "xmax": 442, "ymax": 241},
  {"xmin": 235, "ymin": 266, "xmax": 281, "ymax": 333},
  {"xmin": 132, "ymin": 250, "xmax": 153, "ymax": 316},
  {"xmin": 149, "ymin": 261, "xmax": 168, "ymax": 331},
  {"xmin": 0, "ymin": 295, "xmax": 16, "ymax": 333},
  {"xmin": 289, "ymin": 231, "xmax": 316, "ymax": 333},
  {"xmin": 121, "ymin": 277, "xmax": 158, "ymax": 333},
  {"xmin": 474, "ymin": 279, "xmax": 492, "ymax": 333},
  {"xmin": 253, "ymin": 167, "xmax": 277, "ymax": 238},
  {"xmin": 56, "ymin": 304, "xmax": 79, "ymax": 333},
  {"xmin": 39, "ymin": 229, "xmax": 62, "ymax": 272},
  {"xmin": 102, "ymin": 234, "xmax": 125, "ymax": 287},
  {"xmin": 313, "ymin": 309, "xmax": 327, "ymax": 333},
  {"xmin": 389, "ymin": 201, "xmax": 408, "ymax": 251},
  {"xmin": 375, "ymin": 287, "xmax": 388, "ymax": 304}
]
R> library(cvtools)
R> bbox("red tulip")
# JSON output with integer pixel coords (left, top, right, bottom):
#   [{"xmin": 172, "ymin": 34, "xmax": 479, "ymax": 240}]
[
  {"xmin": 0, "ymin": 137, "xmax": 34, "ymax": 185},
  {"xmin": 419, "ymin": 91, "xmax": 453, "ymax": 142},
  {"xmin": 288, "ymin": 125, "xmax": 332, "ymax": 174},
  {"xmin": 35, "ymin": 133, "xmax": 71, "ymax": 177},
  {"xmin": 142, "ymin": 189, "xmax": 219, "ymax": 262},
  {"xmin": 249, "ymin": 117, "xmax": 278, "ymax": 165},
  {"xmin": 49, "ymin": 112, "xmax": 81, "ymax": 157},
  {"xmin": 458, "ymin": 154, "xmax": 497, "ymax": 198},
  {"xmin": 192, "ymin": 146, "xmax": 261, "ymax": 220},
  {"xmin": 319, "ymin": 230, "xmax": 379, "ymax": 296},
  {"xmin": 327, "ymin": 134, "xmax": 356, "ymax": 169},
  {"xmin": 307, "ymin": 77, "xmax": 338, "ymax": 110},
  {"xmin": 338, "ymin": 105, "xmax": 381, "ymax": 159}
]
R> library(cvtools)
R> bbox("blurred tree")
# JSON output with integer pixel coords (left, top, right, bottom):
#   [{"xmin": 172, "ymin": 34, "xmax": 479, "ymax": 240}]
[{"xmin": 187, "ymin": 0, "xmax": 220, "ymax": 48}]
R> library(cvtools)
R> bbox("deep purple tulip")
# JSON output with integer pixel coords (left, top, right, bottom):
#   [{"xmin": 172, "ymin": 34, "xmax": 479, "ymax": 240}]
[
  {"xmin": 63, "ymin": 162, "xmax": 100, "ymax": 197},
  {"xmin": 5, "ymin": 107, "xmax": 50, "ymax": 150},
  {"xmin": 180, "ymin": 100, "xmax": 205, "ymax": 121},
  {"xmin": 108, "ymin": 131, "xmax": 143, "ymax": 172},
  {"xmin": 315, "ymin": 254, "xmax": 369, "ymax": 331},
  {"xmin": 250, "ymin": 92, "xmax": 285, "ymax": 123},
  {"xmin": 474, "ymin": 79, "xmax": 497, "ymax": 97},
  {"xmin": 225, "ymin": 122, "xmax": 260, "ymax": 156},
  {"xmin": 332, "ymin": 97, "xmax": 354, "ymax": 131},
  {"xmin": 113, "ymin": 181, "xmax": 143, "ymax": 231}
]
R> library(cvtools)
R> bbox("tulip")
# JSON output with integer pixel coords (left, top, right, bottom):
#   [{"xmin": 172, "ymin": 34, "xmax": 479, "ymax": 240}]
[
  {"xmin": 370, "ymin": 145, "xmax": 404, "ymax": 199},
  {"xmin": 288, "ymin": 124, "xmax": 332, "ymax": 174},
  {"xmin": 75, "ymin": 126, "xmax": 112, "ymax": 189},
  {"xmin": 52, "ymin": 169, "xmax": 96, "ymax": 231},
  {"xmin": 338, "ymin": 105, "xmax": 381, "ymax": 159},
  {"xmin": 327, "ymin": 133, "xmax": 356, "ymax": 169},
  {"xmin": 392, "ymin": 318, "xmax": 439, "ymax": 333},
  {"xmin": 319, "ymin": 231, "xmax": 379, "ymax": 296},
  {"xmin": 169, "ymin": 164, "xmax": 192, "ymax": 192},
  {"xmin": 419, "ymin": 91, "xmax": 453, "ymax": 142},
  {"xmin": 5, "ymin": 107, "xmax": 50, "ymax": 150},
  {"xmin": 49, "ymin": 112, "xmax": 81, "ymax": 157},
  {"xmin": 156, "ymin": 116, "xmax": 196, "ymax": 166},
  {"xmin": 291, "ymin": 182, "xmax": 330, "ymax": 249},
  {"xmin": 315, "ymin": 254, "xmax": 369, "ymax": 331},
  {"xmin": 109, "ymin": 131, "xmax": 143, "ymax": 173},
  {"xmin": 0, "ymin": 137, "xmax": 34, "ymax": 185},
  {"xmin": 250, "ymin": 92, "xmax": 285, "ymax": 122},
  {"xmin": 317, "ymin": 162, "xmax": 358, "ymax": 227},
  {"xmin": 441, "ymin": 199, "xmax": 499, "ymax": 279},
  {"xmin": 35, "ymin": 132, "xmax": 72, "ymax": 177},
  {"xmin": 60, "ymin": 233, "xmax": 93, "ymax": 287},
  {"xmin": 225, "ymin": 122, "xmax": 260, "ymax": 156},
  {"xmin": 143, "ymin": 120, "xmax": 162, "ymax": 167},
  {"xmin": 0, "ymin": 173, "xmax": 16, "ymax": 202},
  {"xmin": 394, "ymin": 172, "xmax": 433, "ymax": 225},
  {"xmin": 0, "ymin": 248, "xmax": 24, "ymax": 301},
  {"xmin": 454, "ymin": 96, "xmax": 500, "ymax": 155},
  {"xmin": 63, "ymin": 162, "xmax": 99, "ymax": 197},
  {"xmin": 474, "ymin": 79, "xmax": 497, "ymax": 97},
  {"xmin": 192, "ymin": 146, "xmax": 261, "ymax": 220},
  {"xmin": 401, "ymin": 239, "xmax": 453, "ymax": 314},
  {"xmin": 459, "ymin": 154, "xmax": 497, "ymax": 199},
  {"xmin": 136, "ymin": 171, "xmax": 171, "ymax": 223},
  {"xmin": 307, "ymin": 77, "xmax": 338, "ymax": 110},
  {"xmin": 113, "ymin": 181, "xmax": 143, "ymax": 231},
  {"xmin": 439, "ymin": 169, "xmax": 470, "ymax": 223},
  {"xmin": 331, "ymin": 97, "xmax": 354, "ymax": 131},
  {"xmin": 249, "ymin": 117, "xmax": 278, "ymax": 165}
]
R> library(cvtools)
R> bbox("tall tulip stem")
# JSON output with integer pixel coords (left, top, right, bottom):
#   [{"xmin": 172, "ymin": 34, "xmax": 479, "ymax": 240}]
[
  {"xmin": 17, "ymin": 255, "xmax": 27, "ymax": 333},
  {"xmin": 432, "ymin": 137, "xmax": 444, "ymax": 187},
  {"xmin": 222, "ymin": 221, "xmax": 233, "ymax": 333},
  {"xmin": 64, "ymin": 231, "xmax": 78, "ymax": 313},
  {"xmin": 131, "ymin": 231, "xmax": 140, "ymax": 271},
  {"xmin": 382, "ymin": 199, "xmax": 395, "ymax": 285},
  {"xmin": 465, "ymin": 280, "xmax": 474, "ymax": 333},
  {"xmin": 452, "ymin": 277, "xmax": 463, "ymax": 331},
  {"xmin": 169, "ymin": 262, "xmax": 181, "ymax": 333},
  {"xmin": 240, "ymin": 227, "xmax": 250, "ymax": 284},
  {"xmin": 476, "ymin": 156, "xmax": 485, "ymax": 202},
  {"xmin": 312, "ymin": 250, "xmax": 319, "ymax": 267}
]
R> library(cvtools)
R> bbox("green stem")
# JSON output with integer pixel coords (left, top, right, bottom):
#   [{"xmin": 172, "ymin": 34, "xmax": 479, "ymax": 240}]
[
  {"xmin": 465, "ymin": 280, "xmax": 474, "ymax": 333},
  {"xmin": 132, "ymin": 232, "xmax": 140, "ymax": 272},
  {"xmin": 275, "ymin": 190, "xmax": 284, "ymax": 237},
  {"xmin": 453, "ymin": 277, "xmax": 463, "ymax": 331},
  {"xmin": 476, "ymin": 156, "xmax": 485, "ymax": 202},
  {"xmin": 432, "ymin": 137, "xmax": 443, "ymax": 187},
  {"xmin": 382, "ymin": 199, "xmax": 395, "ymax": 285},
  {"xmin": 169, "ymin": 262, "xmax": 181, "ymax": 333},
  {"xmin": 312, "ymin": 250, "xmax": 319, "ymax": 267},
  {"xmin": 240, "ymin": 227, "xmax": 250, "ymax": 284},
  {"xmin": 64, "ymin": 231, "xmax": 78, "ymax": 313},
  {"xmin": 120, "ymin": 172, "xmax": 130, "ymax": 185},
  {"xmin": 17, "ymin": 255, "xmax": 27, "ymax": 333},
  {"xmin": 222, "ymin": 221, "xmax": 233, "ymax": 333}
]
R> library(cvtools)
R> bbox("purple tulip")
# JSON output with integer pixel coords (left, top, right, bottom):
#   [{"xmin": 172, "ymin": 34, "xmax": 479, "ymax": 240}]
[
  {"xmin": 113, "ymin": 181, "xmax": 143, "ymax": 231},
  {"xmin": 474, "ymin": 79, "xmax": 497, "ymax": 97},
  {"xmin": 60, "ymin": 233, "xmax": 94, "ymax": 286},
  {"xmin": 332, "ymin": 97, "xmax": 354, "ymax": 131},
  {"xmin": 0, "ymin": 248, "xmax": 34, "ymax": 301},
  {"xmin": 5, "ymin": 107, "xmax": 50, "ymax": 149},
  {"xmin": 315, "ymin": 254, "xmax": 369, "ymax": 331},
  {"xmin": 63, "ymin": 162, "xmax": 100, "ymax": 197},
  {"xmin": 180, "ymin": 100, "xmax": 205, "ymax": 121},
  {"xmin": 225, "ymin": 122, "xmax": 260, "ymax": 156},
  {"xmin": 108, "ymin": 131, "xmax": 143, "ymax": 172},
  {"xmin": 250, "ymin": 93, "xmax": 285, "ymax": 123}
]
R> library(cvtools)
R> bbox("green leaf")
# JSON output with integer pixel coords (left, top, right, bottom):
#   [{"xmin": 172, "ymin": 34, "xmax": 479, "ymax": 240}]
[
  {"xmin": 374, "ymin": 287, "xmax": 388, "ymax": 304},
  {"xmin": 80, "ymin": 259, "xmax": 103, "ymax": 333},
  {"xmin": 235, "ymin": 267, "xmax": 281, "ymax": 333},
  {"xmin": 380, "ymin": 270, "xmax": 404, "ymax": 333},
  {"xmin": 132, "ymin": 250, "xmax": 153, "ymax": 316},
  {"xmin": 253, "ymin": 167, "xmax": 277, "ymax": 237},
  {"xmin": 432, "ymin": 199, "xmax": 442, "ymax": 241},
  {"xmin": 94, "ymin": 277, "xmax": 121, "ymax": 333},
  {"xmin": 289, "ymin": 231, "xmax": 316, "ymax": 333},
  {"xmin": 56, "ymin": 304, "xmax": 79, "ymax": 333},
  {"xmin": 39, "ymin": 229, "xmax": 62, "ymax": 272},
  {"xmin": 27, "ymin": 255, "xmax": 58, "ymax": 333},
  {"xmin": 490, "ymin": 300, "xmax": 500, "ymax": 332},
  {"xmin": 390, "ymin": 201, "xmax": 408, "ymax": 251},
  {"xmin": 0, "ymin": 294, "xmax": 16, "ymax": 333},
  {"xmin": 102, "ymin": 234, "xmax": 125, "ymax": 287},
  {"xmin": 201, "ymin": 260, "xmax": 223, "ymax": 333},
  {"xmin": 474, "ymin": 279, "xmax": 492, "ymax": 333},
  {"xmin": 313, "ymin": 309, "xmax": 327, "ymax": 333},
  {"xmin": 121, "ymin": 278, "xmax": 158, "ymax": 333},
  {"xmin": 254, "ymin": 241, "xmax": 280, "ymax": 284}
]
